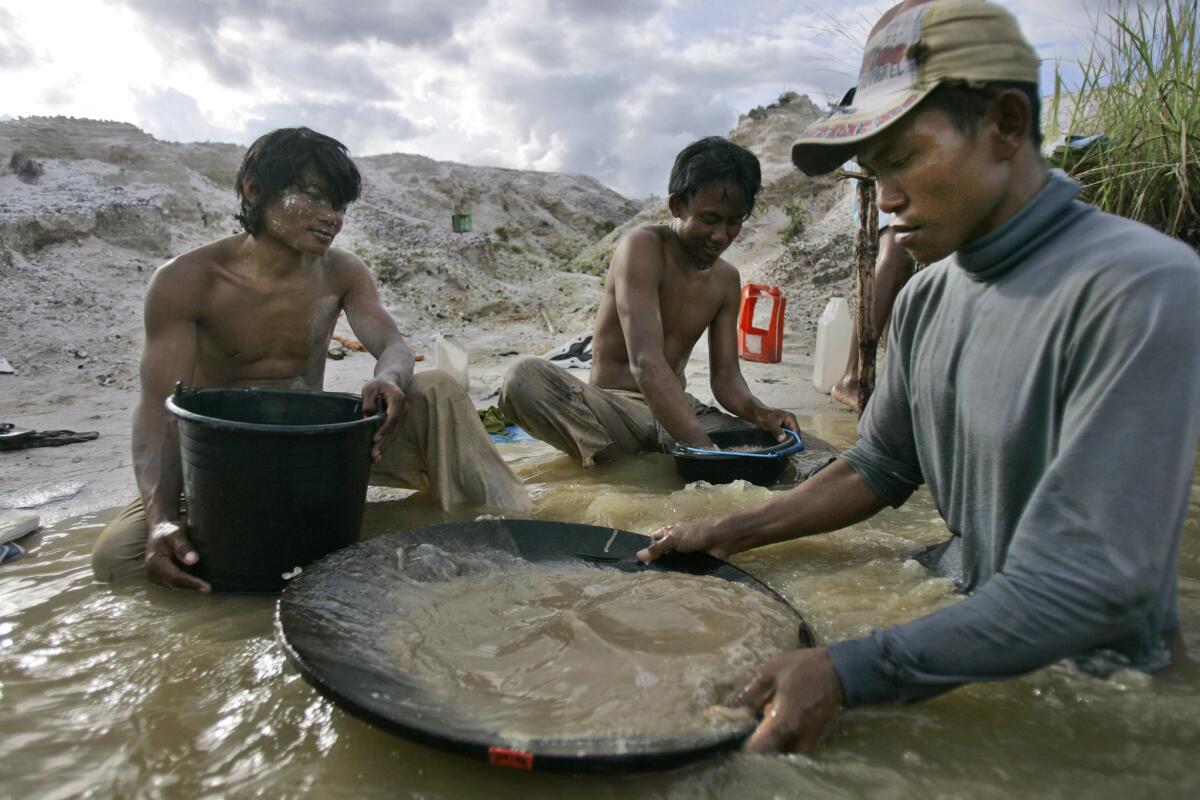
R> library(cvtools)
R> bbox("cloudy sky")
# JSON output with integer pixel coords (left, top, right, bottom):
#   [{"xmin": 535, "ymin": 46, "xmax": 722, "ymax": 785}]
[{"xmin": 1, "ymin": 0, "xmax": 1116, "ymax": 198}]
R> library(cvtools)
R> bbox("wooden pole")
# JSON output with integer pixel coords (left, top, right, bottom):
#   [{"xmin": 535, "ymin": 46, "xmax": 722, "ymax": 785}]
[{"xmin": 854, "ymin": 177, "xmax": 879, "ymax": 416}]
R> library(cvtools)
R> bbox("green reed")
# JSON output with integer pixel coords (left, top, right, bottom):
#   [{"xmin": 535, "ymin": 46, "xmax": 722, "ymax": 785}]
[{"xmin": 1048, "ymin": 1, "xmax": 1199, "ymax": 249}]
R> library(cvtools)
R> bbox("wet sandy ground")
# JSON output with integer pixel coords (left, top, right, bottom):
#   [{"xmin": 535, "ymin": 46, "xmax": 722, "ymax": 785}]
[{"xmin": 0, "ymin": 329, "xmax": 848, "ymax": 525}]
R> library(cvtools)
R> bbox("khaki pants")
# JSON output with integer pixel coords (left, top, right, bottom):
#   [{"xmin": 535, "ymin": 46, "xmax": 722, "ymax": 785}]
[
  {"xmin": 92, "ymin": 370, "xmax": 530, "ymax": 582},
  {"xmin": 499, "ymin": 356, "xmax": 754, "ymax": 466}
]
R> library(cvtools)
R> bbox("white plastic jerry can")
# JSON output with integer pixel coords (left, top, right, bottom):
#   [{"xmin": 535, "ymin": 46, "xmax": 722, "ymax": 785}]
[
  {"xmin": 812, "ymin": 297, "xmax": 852, "ymax": 394},
  {"xmin": 434, "ymin": 334, "xmax": 470, "ymax": 390}
]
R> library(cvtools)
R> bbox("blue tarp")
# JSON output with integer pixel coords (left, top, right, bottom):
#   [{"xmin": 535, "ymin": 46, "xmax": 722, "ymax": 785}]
[{"xmin": 489, "ymin": 424, "xmax": 536, "ymax": 444}]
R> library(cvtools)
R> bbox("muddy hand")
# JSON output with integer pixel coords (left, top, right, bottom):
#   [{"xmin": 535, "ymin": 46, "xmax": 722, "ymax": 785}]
[
  {"xmin": 636, "ymin": 520, "xmax": 721, "ymax": 563},
  {"xmin": 363, "ymin": 378, "xmax": 406, "ymax": 462},
  {"xmin": 756, "ymin": 406, "xmax": 801, "ymax": 443},
  {"xmin": 732, "ymin": 648, "xmax": 844, "ymax": 753},
  {"xmin": 145, "ymin": 521, "xmax": 211, "ymax": 593}
]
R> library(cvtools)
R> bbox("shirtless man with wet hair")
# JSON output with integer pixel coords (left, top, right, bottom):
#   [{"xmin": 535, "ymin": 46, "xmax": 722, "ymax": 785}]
[
  {"xmin": 92, "ymin": 127, "xmax": 529, "ymax": 592},
  {"xmin": 499, "ymin": 137, "xmax": 804, "ymax": 465}
]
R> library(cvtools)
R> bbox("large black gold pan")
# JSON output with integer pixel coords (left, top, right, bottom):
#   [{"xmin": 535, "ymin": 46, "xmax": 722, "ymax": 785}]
[{"xmin": 275, "ymin": 519, "xmax": 814, "ymax": 773}]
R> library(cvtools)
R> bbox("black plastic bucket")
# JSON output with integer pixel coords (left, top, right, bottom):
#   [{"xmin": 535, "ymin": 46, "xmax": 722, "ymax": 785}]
[{"xmin": 166, "ymin": 386, "xmax": 382, "ymax": 593}]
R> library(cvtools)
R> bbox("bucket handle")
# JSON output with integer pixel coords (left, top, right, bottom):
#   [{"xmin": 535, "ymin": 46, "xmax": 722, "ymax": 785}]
[
  {"xmin": 366, "ymin": 393, "xmax": 387, "ymax": 423},
  {"xmin": 679, "ymin": 428, "xmax": 804, "ymax": 458}
]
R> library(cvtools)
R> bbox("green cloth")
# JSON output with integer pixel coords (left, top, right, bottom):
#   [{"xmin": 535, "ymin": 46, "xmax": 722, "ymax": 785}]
[{"xmin": 477, "ymin": 405, "xmax": 511, "ymax": 434}]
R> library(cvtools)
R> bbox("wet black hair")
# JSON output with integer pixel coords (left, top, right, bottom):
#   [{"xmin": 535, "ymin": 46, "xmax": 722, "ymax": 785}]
[
  {"xmin": 668, "ymin": 136, "xmax": 762, "ymax": 220},
  {"xmin": 919, "ymin": 80, "xmax": 1043, "ymax": 147},
  {"xmin": 234, "ymin": 127, "xmax": 362, "ymax": 235}
]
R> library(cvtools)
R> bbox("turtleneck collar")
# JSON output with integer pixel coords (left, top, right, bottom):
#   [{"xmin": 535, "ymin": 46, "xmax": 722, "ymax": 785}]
[{"xmin": 954, "ymin": 170, "xmax": 1086, "ymax": 282}]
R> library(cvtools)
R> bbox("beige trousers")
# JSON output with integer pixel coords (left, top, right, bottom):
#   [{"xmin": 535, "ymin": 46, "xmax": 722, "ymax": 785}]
[
  {"xmin": 91, "ymin": 370, "xmax": 530, "ymax": 582},
  {"xmin": 498, "ymin": 356, "xmax": 753, "ymax": 466}
]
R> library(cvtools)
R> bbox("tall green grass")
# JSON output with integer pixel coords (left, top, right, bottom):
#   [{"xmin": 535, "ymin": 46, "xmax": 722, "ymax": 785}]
[{"xmin": 1048, "ymin": 1, "xmax": 1199, "ymax": 249}]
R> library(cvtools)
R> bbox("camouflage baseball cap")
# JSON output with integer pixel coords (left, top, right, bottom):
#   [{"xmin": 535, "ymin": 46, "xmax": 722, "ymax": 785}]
[{"xmin": 791, "ymin": 0, "xmax": 1040, "ymax": 176}]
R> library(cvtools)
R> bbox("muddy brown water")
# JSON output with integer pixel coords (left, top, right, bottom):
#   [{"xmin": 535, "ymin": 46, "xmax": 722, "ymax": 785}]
[
  {"xmin": 2, "ymin": 414, "xmax": 1199, "ymax": 798},
  {"xmin": 383, "ymin": 561, "xmax": 797, "ymax": 741}
]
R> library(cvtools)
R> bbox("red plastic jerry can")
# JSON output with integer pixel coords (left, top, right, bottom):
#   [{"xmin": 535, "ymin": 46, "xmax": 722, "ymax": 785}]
[{"xmin": 738, "ymin": 284, "xmax": 786, "ymax": 363}]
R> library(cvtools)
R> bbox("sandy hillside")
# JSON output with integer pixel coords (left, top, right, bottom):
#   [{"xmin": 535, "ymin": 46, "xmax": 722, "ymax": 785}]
[
  {"xmin": 0, "ymin": 116, "xmax": 639, "ymax": 391},
  {"xmin": 0, "ymin": 102, "xmax": 864, "ymax": 524}
]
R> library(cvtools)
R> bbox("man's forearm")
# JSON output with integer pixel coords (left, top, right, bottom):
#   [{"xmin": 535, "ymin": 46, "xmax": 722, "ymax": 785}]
[
  {"xmin": 373, "ymin": 338, "xmax": 415, "ymax": 387},
  {"xmin": 712, "ymin": 380, "xmax": 764, "ymax": 424},
  {"xmin": 132, "ymin": 401, "xmax": 183, "ymax": 529},
  {"xmin": 715, "ymin": 458, "xmax": 888, "ymax": 554},
  {"xmin": 633, "ymin": 361, "xmax": 712, "ymax": 447},
  {"xmin": 827, "ymin": 557, "xmax": 1161, "ymax": 707}
]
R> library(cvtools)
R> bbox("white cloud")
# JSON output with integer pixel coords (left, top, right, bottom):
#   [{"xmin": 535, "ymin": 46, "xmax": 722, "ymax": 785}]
[
  {"xmin": 131, "ymin": 88, "xmax": 231, "ymax": 143},
  {"xmin": 0, "ymin": 8, "xmax": 35, "ymax": 68},
  {"xmin": 1, "ymin": 0, "xmax": 1110, "ymax": 197}
]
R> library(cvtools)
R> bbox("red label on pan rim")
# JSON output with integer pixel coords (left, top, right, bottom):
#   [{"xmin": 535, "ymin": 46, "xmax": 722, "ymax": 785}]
[{"xmin": 488, "ymin": 746, "xmax": 535, "ymax": 770}]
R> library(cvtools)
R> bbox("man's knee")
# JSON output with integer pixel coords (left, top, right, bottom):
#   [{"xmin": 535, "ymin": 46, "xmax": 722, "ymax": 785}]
[
  {"xmin": 91, "ymin": 549, "xmax": 134, "ymax": 583},
  {"xmin": 90, "ymin": 530, "xmax": 144, "ymax": 583},
  {"xmin": 500, "ymin": 357, "xmax": 556, "ymax": 418},
  {"xmin": 90, "ymin": 507, "xmax": 149, "ymax": 583}
]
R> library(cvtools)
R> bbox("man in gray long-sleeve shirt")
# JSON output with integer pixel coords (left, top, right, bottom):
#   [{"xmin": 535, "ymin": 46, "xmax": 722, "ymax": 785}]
[{"xmin": 637, "ymin": 0, "xmax": 1200, "ymax": 752}]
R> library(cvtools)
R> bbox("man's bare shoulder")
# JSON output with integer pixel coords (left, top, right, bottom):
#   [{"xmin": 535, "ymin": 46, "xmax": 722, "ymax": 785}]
[
  {"xmin": 143, "ymin": 237, "xmax": 251, "ymax": 317},
  {"xmin": 710, "ymin": 256, "xmax": 742, "ymax": 288},
  {"xmin": 321, "ymin": 245, "xmax": 371, "ymax": 278},
  {"xmin": 620, "ymin": 224, "xmax": 672, "ymax": 248},
  {"xmin": 151, "ymin": 234, "xmax": 245, "ymax": 289},
  {"xmin": 612, "ymin": 225, "xmax": 670, "ymax": 272},
  {"xmin": 316, "ymin": 246, "xmax": 378, "ymax": 303},
  {"xmin": 142, "ymin": 236, "xmax": 246, "ymax": 323}
]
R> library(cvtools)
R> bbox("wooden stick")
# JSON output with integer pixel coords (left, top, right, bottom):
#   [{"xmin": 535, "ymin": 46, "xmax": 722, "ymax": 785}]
[
  {"xmin": 332, "ymin": 334, "xmax": 368, "ymax": 352},
  {"xmin": 854, "ymin": 177, "xmax": 880, "ymax": 416},
  {"xmin": 538, "ymin": 303, "xmax": 558, "ymax": 334},
  {"xmin": 330, "ymin": 334, "xmax": 424, "ymax": 360}
]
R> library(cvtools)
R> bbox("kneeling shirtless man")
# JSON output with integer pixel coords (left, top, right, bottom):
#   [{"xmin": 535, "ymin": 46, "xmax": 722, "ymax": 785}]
[
  {"xmin": 501, "ymin": 137, "xmax": 809, "ymax": 465},
  {"xmin": 93, "ymin": 127, "xmax": 529, "ymax": 592}
]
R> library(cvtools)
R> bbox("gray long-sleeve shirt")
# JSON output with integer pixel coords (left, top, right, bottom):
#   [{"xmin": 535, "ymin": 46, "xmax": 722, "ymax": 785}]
[{"xmin": 827, "ymin": 172, "xmax": 1200, "ymax": 706}]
